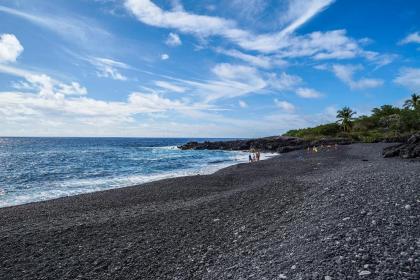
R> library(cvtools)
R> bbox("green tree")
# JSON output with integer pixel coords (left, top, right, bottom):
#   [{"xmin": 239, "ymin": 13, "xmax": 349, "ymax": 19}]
[
  {"xmin": 403, "ymin": 93, "xmax": 420, "ymax": 110},
  {"xmin": 337, "ymin": 107, "xmax": 356, "ymax": 132},
  {"xmin": 371, "ymin": 105, "xmax": 401, "ymax": 118}
]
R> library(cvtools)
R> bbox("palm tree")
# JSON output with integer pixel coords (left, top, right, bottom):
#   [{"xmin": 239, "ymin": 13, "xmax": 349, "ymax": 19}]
[
  {"xmin": 403, "ymin": 93, "xmax": 420, "ymax": 110},
  {"xmin": 336, "ymin": 107, "xmax": 356, "ymax": 132}
]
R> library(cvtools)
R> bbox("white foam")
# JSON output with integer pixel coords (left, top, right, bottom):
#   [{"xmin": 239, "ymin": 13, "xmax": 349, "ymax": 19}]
[
  {"xmin": 0, "ymin": 153, "xmax": 230, "ymax": 207},
  {"xmin": 0, "ymin": 150, "xmax": 277, "ymax": 208}
]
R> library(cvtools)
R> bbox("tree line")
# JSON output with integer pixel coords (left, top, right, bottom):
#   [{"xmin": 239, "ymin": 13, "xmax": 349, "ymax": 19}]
[{"xmin": 284, "ymin": 94, "xmax": 420, "ymax": 142}]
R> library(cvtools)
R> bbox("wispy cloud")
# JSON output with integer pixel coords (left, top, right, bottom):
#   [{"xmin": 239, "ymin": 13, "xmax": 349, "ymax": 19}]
[
  {"xmin": 274, "ymin": 99, "xmax": 295, "ymax": 112},
  {"xmin": 399, "ymin": 31, "xmax": 420, "ymax": 45},
  {"xmin": 394, "ymin": 67, "xmax": 420, "ymax": 90},
  {"xmin": 165, "ymin": 32, "xmax": 182, "ymax": 46},
  {"xmin": 124, "ymin": 0, "xmax": 338, "ymax": 54},
  {"xmin": 332, "ymin": 64, "xmax": 384, "ymax": 90},
  {"xmin": 154, "ymin": 80, "xmax": 186, "ymax": 93},
  {"xmin": 0, "ymin": 5, "xmax": 112, "ymax": 48},
  {"xmin": 238, "ymin": 100, "xmax": 248, "ymax": 108},
  {"xmin": 89, "ymin": 57, "xmax": 129, "ymax": 81},
  {"xmin": 296, "ymin": 87, "xmax": 322, "ymax": 98},
  {"xmin": 214, "ymin": 48, "xmax": 287, "ymax": 69},
  {"xmin": 123, "ymin": 0, "xmax": 393, "ymax": 72},
  {"xmin": 268, "ymin": 72, "xmax": 302, "ymax": 91},
  {"xmin": 279, "ymin": 0, "xmax": 334, "ymax": 36},
  {"xmin": 0, "ymin": 64, "xmax": 87, "ymax": 97}
]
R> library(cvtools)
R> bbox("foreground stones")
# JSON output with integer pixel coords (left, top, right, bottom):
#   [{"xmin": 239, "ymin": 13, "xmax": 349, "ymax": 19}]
[
  {"xmin": 383, "ymin": 132, "xmax": 420, "ymax": 159},
  {"xmin": 0, "ymin": 144, "xmax": 419, "ymax": 279}
]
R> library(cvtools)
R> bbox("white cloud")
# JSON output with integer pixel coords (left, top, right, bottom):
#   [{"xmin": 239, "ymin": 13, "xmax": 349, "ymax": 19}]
[
  {"xmin": 161, "ymin": 53, "xmax": 170, "ymax": 60},
  {"xmin": 0, "ymin": 5, "xmax": 111, "ymax": 48},
  {"xmin": 399, "ymin": 32, "xmax": 420, "ymax": 45},
  {"xmin": 296, "ymin": 87, "xmax": 322, "ymax": 98},
  {"xmin": 0, "ymin": 34, "xmax": 23, "ymax": 63},
  {"xmin": 332, "ymin": 64, "xmax": 383, "ymax": 89},
  {"xmin": 124, "ymin": 0, "xmax": 391, "ymax": 67},
  {"xmin": 165, "ymin": 32, "xmax": 182, "ymax": 46},
  {"xmin": 212, "ymin": 63, "xmax": 257, "ymax": 81},
  {"xmin": 214, "ymin": 48, "xmax": 287, "ymax": 69},
  {"xmin": 279, "ymin": 0, "xmax": 334, "ymax": 36},
  {"xmin": 57, "ymin": 82, "xmax": 88, "ymax": 96},
  {"xmin": 394, "ymin": 67, "xmax": 420, "ymax": 90},
  {"xmin": 0, "ymin": 64, "xmax": 215, "ymax": 129},
  {"xmin": 124, "ymin": 0, "xmax": 238, "ymax": 37},
  {"xmin": 238, "ymin": 100, "xmax": 248, "ymax": 108},
  {"xmin": 268, "ymin": 72, "xmax": 302, "ymax": 90},
  {"xmin": 314, "ymin": 64, "xmax": 328, "ymax": 70},
  {"xmin": 175, "ymin": 63, "xmax": 266, "ymax": 101},
  {"xmin": 89, "ymin": 57, "xmax": 129, "ymax": 81},
  {"xmin": 154, "ymin": 80, "xmax": 186, "ymax": 93},
  {"xmin": 124, "ymin": 0, "xmax": 340, "ymax": 55},
  {"xmin": 0, "ymin": 64, "xmax": 87, "ymax": 97},
  {"xmin": 274, "ymin": 99, "xmax": 295, "ymax": 112}
]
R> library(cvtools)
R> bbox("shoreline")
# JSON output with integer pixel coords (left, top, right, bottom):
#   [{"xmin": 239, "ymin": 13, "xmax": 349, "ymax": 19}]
[
  {"xmin": 1, "ymin": 143, "xmax": 419, "ymax": 279},
  {"xmin": 0, "ymin": 150, "xmax": 277, "ymax": 209}
]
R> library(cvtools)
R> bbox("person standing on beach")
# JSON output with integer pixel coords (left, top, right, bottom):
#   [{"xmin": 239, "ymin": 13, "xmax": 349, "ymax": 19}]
[
  {"xmin": 249, "ymin": 154, "xmax": 252, "ymax": 162},
  {"xmin": 256, "ymin": 151, "xmax": 260, "ymax": 161}
]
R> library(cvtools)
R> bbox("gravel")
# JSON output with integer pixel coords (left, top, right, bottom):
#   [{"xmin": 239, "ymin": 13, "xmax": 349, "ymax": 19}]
[{"xmin": 0, "ymin": 143, "xmax": 419, "ymax": 279}]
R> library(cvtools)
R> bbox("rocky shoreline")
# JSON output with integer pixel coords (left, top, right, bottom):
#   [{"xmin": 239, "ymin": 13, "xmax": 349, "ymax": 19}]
[
  {"xmin": 179, "ymin": 133, "xmax": 420, "ymax": 158},
  {"xmin": 1, "ymin": 143, "xmax": 419, "ymax": 279},
  {"xmin": 179, "ymin": 136, "xmax": 355, "ymax": 154}
]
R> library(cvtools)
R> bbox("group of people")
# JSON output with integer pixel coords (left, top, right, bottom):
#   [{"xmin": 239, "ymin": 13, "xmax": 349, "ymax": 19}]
[{"xmin": 248, "ymin": 149, "xmax": 261, "ymax": 162}]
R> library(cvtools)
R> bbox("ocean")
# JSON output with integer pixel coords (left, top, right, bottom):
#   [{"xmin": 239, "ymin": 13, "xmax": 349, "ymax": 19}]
[{"xmin": 0, "ymin": 137, "xmax": 251, "ymax": 208}]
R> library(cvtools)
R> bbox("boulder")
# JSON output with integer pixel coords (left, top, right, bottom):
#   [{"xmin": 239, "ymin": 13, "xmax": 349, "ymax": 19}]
[{"xmin": 383, "ymin": 132, "xmax": 420, "ymax": 159}]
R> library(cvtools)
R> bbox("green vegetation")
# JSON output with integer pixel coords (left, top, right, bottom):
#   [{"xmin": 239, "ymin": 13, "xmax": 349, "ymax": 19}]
[{"xmin": 284, "ymin": 94, "xmax": 420, "ymax": 142}]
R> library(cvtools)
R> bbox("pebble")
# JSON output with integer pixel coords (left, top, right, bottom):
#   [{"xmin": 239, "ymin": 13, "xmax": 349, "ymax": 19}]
[
  {"xmin": 404, "ymin": 204, "xmax": 411, "ymax": 210},
  {"xmin": 324, "ymin": 276, "xmax": 332, "ymax": 280},
  {"xmin": 359, "ymin": 270, "xmax": 371, "ymax": 276},
  {"xmin": 278, "ymin": 274, "xmax": 287, "ymax": 279},
  {"xmin": 291, "ymin": 265, "xmax": 296, "ymax": 270}
]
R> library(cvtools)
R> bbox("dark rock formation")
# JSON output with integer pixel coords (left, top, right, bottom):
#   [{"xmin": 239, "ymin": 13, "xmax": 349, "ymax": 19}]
[
  {"xmin": 383, "ymin": 132, "xmax": 420, "ymax": 159},
  {"xmin": 179, "ymin": 136, "xmax": 355, "ymax": 153}
]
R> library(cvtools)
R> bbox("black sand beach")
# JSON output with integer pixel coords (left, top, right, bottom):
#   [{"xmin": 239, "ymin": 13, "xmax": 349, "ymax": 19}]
[{"xmin": 0, "ymin": 143, "xmax": 419, "ymax": 279}]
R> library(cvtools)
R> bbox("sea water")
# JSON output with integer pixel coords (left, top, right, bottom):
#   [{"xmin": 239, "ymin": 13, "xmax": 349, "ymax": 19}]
[{"xmin": 0, "ymin": 137, "xmax": 251, "ymax": 207}]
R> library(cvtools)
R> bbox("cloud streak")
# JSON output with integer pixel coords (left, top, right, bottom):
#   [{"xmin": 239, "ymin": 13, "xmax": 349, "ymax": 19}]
[
  {"xmin": 0, "ymin": 5, "xmax": 112, "ymax": 48},
  {"xmin": 89, "ymin": 57, "xmax": 129, "ymax": 81}
]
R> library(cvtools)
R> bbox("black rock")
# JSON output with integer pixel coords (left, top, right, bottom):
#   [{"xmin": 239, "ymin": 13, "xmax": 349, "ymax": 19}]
[
  {"xmin": 179, "ymin": 136, "xmax": 355, "ymax": 154},
  {"xmin": 382, "ymin": 132, "xmax": 420, "ymax": 159}
]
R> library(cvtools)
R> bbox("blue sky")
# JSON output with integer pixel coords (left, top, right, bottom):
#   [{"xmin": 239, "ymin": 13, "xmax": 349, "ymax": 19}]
[{"xmin": 0, "ymin": 0, "xmax": 419, "ymax": 137}]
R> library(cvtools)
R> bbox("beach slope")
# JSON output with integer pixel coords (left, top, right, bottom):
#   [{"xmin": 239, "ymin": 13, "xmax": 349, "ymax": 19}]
[{"xmin": 0, "ymin": 143, "xmax": 419, "ymax": 279}]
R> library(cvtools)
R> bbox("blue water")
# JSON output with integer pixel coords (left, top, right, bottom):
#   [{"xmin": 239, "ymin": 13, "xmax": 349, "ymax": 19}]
[{"xmin": 0, "ymin": 137, "xmax": 249, "ymax": 207}]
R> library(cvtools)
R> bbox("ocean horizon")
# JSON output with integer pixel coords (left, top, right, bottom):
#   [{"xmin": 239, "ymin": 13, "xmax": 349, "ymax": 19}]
[{"xmin": 0, "ymin": 137, "xmax": 253, "ymax": 207}]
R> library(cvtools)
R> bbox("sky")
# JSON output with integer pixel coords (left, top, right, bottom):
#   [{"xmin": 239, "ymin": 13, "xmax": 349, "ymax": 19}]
[{"xmin": 0, "ymin": 0, "xmax": 419, "ymax": 138}]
